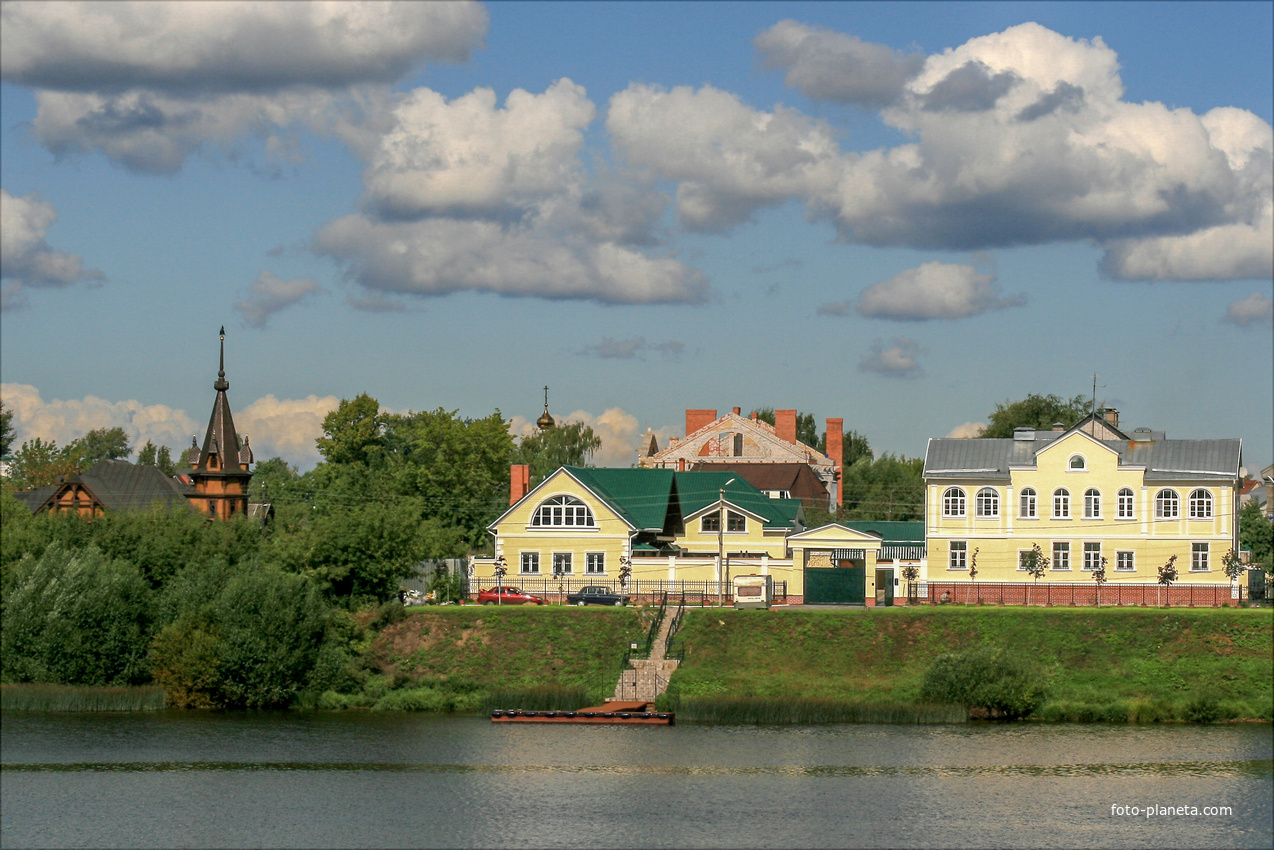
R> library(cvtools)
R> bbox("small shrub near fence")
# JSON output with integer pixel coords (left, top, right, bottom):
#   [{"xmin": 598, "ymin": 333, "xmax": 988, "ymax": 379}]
[{"xmin": 1, "ymin": 683, "xmax": 166, "ymax": 712}]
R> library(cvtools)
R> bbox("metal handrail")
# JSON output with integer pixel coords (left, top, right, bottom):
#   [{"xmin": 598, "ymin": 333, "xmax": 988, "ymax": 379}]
[
  {"xmin": 663, "ymin": 594, "xmax": 687, "ymax": 661},
  {"xmin": 634, "ymin": 591, "xmax": 668, "ymax": 658}
]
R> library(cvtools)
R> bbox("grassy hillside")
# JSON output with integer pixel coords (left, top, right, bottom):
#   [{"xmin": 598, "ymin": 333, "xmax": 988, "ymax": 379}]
[{"xmin": 666, "ymin": 606, "xmax": 1274, "ymax": 722}]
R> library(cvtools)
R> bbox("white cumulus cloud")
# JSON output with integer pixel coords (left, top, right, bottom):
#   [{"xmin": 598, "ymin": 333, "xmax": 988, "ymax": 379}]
[
  {"xmin": 2, "ymin": 1, "xmax": 488, "ymax": 173},
  {"xmin": 0, "ymin": 189, "xmax": 103, "ymax": 309},
  {"xmin": 855, "ymin": 261, "xmax": 1026, "ymax": 321},
  {"xmin": 946, "ymin": 422, "xmax": 987, "ymax": 438},
  {"xmin": 234, "ymin": 393, "xmax": 341, "ymax": 469},
  {"xmin": 755, "ymin": 20, "xmax": 924, "ymax": 108}
]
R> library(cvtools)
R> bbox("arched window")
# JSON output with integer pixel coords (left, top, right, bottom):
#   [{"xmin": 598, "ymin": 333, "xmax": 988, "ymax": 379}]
[
  {"xmin": 1188, "ymin": 489, "xmax": 1212, "ymax": 519},
  {"xmin": 1069, "ymin": 455, "xmax": 1086, "ymax": 470},
  {"xmin": 975, "ymin": 488, "xmax": 998, "ymax": 517},
  {"xmin": 1053, "ymin": 488, "xmax": 1070, "ymax": 519},
  {"xmin": 1019, "ymin": 487, "xmax": 1037, "ymax": 518},
  {"xmin": 1155, "ymin": 489, "xmax": 1179, "ymax": 519},
  {"xmin": 1117, "ymin": 488, "xmax": 1134, "ymax": 519},
  {"xmin": 942, "ymin": 487, "xmax": 966, "ymax": 517},
  {"xmin": 532, "ymin": 495, "xmax": 595, "ymax": 527},
  {"xmin": 1084, "ymin": 488, "xmax": 1101, "ymax": 519}
]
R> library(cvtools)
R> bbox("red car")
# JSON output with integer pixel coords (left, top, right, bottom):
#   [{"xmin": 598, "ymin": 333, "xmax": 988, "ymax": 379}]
[{"xmin": 476, "ymin": 586, "xmax": 545, "ymax": 605}]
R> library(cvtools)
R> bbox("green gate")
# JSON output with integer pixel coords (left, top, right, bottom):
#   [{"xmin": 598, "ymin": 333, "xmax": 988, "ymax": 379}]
[{"xmin": 804, "ymin": 560, "xmax": 866, "ymax": 605}]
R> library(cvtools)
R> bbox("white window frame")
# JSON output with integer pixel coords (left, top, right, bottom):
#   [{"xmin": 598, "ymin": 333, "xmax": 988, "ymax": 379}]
[
  {"xmin": 1155, "ymin": 489, "xmax": 1179, "ymax": 519},
  {"xmin": 520, "ymin": 551, "xmax": 540, "ymax": 575},
  {"xmin": 948, "ymin": 540, "xmax": 967, "ymax": 570},
  {"xmin": 1083, "ymin": 488, "xmax": 1101, "ymax": 519},
  {"xmin": 1188, "ymin": 489, "xmax": 1213, "ymax": 519},
  {"xmin": 1053, "ymin": 488, "xmax": 1070, "ymax": 519},
  {"xmin": 585, "ymin": 552, "xmax": 605, "ymax": 574},
  {"xmin": 1019, "ymin": 488, "xmax": 1037, "ymax": 519},
  {"xmin": 1117, "ymin": 488, "xmax": 1135, "ymax": 519},
  {"xmin": 1082, "ymin": 542, "xmax": 1102, "ymax": 571},
  {"xmin": 1017, "ymin": 549, "xmax": 1031, "ymax": 571},
  {"xmin": 1069, "ymin": 455, "xmax": 1086, "ymax": 470},
  {"xmin": 1191, "ymin": 542, "xmax": 1209, "ymax": 572},
  {"xmin": 531, "ymin": 495, "xmax": 596, "ymax": 528},
  {"xmin": 975, "ymin": 488, "xmax": 998, "ymax": 518},
  {"xmin": 1051, "ymin": 541, "xmax": 1070, "ymax": 571},
  {"xmin": 1115, "ymin": 550, "xmax": 1135, "ymax": 572},
  {"xmin": 943, "ymin": 488, "xmax": 966, "ymax": 517},
  {"xmin": 552, "ymin": 552, "xmax": 573, "ymax": 575}
]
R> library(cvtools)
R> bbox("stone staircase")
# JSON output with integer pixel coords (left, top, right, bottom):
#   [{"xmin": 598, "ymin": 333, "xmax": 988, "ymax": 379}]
[{"xmin": 613, "ymin": 607, "xmax": 680, "ymax": 703}]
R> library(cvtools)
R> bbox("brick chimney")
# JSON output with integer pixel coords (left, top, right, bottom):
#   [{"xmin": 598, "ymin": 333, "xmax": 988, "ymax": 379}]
[
  {"xmin": 731, "ymin": 406, "xmax": 741, "ymax": 415},
  {"xmin": 1104, "ymin": 408, "xmax": 1119, "ymax": 429},
  {"xmin": 776, "ymin": 409, "xmax": 798, "ymax": 444},
  {"xmin": 678, "ymin": 457, "xmax": 686, "ymax": 471},
  {"xmin": 510, "ymin": 464, "xmax": 530, "ymax": 505},
  {"xmin": 826, "ymin": 417, "xmax": 844, "ymax": 508},
  {"xmin": 685, "ymin": 409, "xmax": 717, "ymax": 436}
]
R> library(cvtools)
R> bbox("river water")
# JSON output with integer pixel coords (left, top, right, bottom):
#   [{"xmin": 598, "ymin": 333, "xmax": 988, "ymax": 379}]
[{"xmin": 1, "ymin": 712, "xmax": 1270, "ymax": 849}]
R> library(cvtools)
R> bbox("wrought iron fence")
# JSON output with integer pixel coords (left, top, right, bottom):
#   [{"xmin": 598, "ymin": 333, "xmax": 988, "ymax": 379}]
[{"xmin": 468, "ymin": 576, "xmax": 786, "ymax": 606}]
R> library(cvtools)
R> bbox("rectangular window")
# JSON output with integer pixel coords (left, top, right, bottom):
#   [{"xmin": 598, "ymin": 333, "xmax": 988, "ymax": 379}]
[
  {"xmin": 1051, "ymin": 542, "xmax": 1070, "ymax": 570},
  {"xmin": 586, "ymin": 552, "xmax": 605, "ymax": 574},
  {"xmin": 1191, "ymin": 542, "xmax": 1209, "ymax": 572},
  {"xmin": 520, "ymin": 551, "xmax": 540, "ymax": 574},
  {"xmin": 1116, "ymin": 551, "xmax": 1135, "ymax": 572},
  {"xmin": 552, "ymin": 552, "xmax": 573, "ymax": 575},
  {"xmin": 1017, "ymin": 550, "xmax": 1031, "ymax": 571},
  {"xmin": 701, "ymin": 514, "xmax": 720, "ymax": 533},
  {"xmin": 1082, "ymin": 542, "xmax": 1102, "ymax": 571},
  {"xmin": 1019, "ymin": 490, "xmax": 1036, "ymax": 519},
  {"xmin": 727, "ymin": 511, "xmax": 746, "ymax": 532},
  {"xmin": 949, "ymin": 541, "xmax": 967, "ymax": 570}
]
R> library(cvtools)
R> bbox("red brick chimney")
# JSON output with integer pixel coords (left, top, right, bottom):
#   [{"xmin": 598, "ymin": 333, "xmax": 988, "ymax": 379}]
[
  {"xmin": 510, "ymin": 464, "xmax": 530, "ymax": 505},
  {"xmin": 685, "ymin": 409, "xmax": 717, "ymax": 436},
  {"xmin": 776, "ymin": 409, "xmax": 798, "ymax": 444},
  {"xmin": 826, "ymin": 417, "xmax": 844, "ymax": 507},
  {"xmin": 731, "ymin": 406, "xmax": 741, "ymax": 415}
]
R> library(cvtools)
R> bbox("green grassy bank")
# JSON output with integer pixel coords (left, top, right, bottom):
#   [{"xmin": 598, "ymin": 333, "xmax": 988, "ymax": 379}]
[{"xmin": 664, "ymin": 606, "xmax": 1273, "ymax": 723}]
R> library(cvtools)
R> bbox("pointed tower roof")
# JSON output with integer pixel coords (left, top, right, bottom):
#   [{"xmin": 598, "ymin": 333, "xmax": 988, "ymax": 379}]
[{"xmin": 191, "ymin": 327, "xmax": 252, "ymax": 479}]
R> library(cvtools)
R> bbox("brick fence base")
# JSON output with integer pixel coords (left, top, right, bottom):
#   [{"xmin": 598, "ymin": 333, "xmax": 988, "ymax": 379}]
[{"xmin": 918, "ymin": 582, "xmax": 1243, "ymax": 607}]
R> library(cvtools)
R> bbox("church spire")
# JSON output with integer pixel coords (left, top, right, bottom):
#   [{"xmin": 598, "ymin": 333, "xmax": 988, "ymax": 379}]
[{"xmin": 215, "ymin": 325, "xmax": 229, "ymax": 391}]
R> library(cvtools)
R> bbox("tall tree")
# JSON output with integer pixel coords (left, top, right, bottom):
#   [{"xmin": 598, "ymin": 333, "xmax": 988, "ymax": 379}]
[
  {"xmin": 0, "ymin": 403, "xmax": 14, "ymax": 459},
  {"xmin": 6, "ymin": 438, "xmax": 80, "ymax": 490},
  {"xmin": 1239, "ymin": 501, "xmax": 1272, "ymax": 573},
  {"xmin": 838, "ymin": 453, "xmax": 925, "ymax": 521},
  {"xmin": 512, "ymin": 421, "xmax": 602, "ymax": 483},
  {"xmin": 135, "ymin": 440, "xmax": 177, "ymax": 476},
  {"xmin": 980, "ymin": 393, "xmax": 1090, "ymax": 438},
  {"xmin": 72, "ymin": 427, "xmax": 131, "ymax": 466},
  {"xmin": 316, "ymin": 394, "xmax": 384, "ymax": 466}
]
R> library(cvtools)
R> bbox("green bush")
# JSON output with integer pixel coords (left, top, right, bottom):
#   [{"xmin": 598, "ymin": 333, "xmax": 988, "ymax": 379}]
[
  {"xmin": 2, "ymin": 544, "xmax": 154, "ymax": 686},
  {"xmin": 1185, "ymin": 693, "xmax": 1221, "ymax": 724},
  {"xmin": 920, "ymin": 646, "xmax": 1047, "ymax": 720}
]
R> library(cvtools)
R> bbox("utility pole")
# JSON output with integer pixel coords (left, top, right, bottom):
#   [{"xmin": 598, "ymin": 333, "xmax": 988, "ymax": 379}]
[{"xmin": 717, "ymin": 478, "xmax": 735, "ymax": 606}]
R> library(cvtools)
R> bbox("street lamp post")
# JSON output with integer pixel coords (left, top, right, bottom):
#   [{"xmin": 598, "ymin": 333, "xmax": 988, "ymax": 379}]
[{"xmin": 493, "ymin": 555, "xmax": 507, "ymax": 606}]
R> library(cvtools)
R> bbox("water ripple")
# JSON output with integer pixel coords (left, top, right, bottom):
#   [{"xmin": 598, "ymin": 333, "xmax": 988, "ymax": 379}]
[{"xmin": 3, "ymin": 759, "xmax": 1270, "ymax": 777}]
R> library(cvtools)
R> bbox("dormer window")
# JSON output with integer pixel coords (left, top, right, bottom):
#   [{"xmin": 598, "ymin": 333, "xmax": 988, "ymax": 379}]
[
  {"xmin": 1069, "ymin": 455, "xmax": 1086, "ymax": 470},
  {"xmin": 532, "ymin": 495, "xmax": 595, "ymax": 527}
]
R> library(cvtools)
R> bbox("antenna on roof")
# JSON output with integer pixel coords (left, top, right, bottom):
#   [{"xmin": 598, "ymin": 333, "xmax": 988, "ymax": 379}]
[{"xmin": 1090, "ymin": 373, "xmax": 1105, "ymax": 416}]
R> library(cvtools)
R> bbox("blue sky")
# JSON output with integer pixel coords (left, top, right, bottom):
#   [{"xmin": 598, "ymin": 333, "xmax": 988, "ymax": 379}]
[{"xmin": 2, "ymin": 1, "xmax": 1271, "ymax": 475}]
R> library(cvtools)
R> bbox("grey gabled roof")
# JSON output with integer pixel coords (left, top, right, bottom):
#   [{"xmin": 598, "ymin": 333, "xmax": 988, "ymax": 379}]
[
  {"xmin": 76, "ymin": 460, "xmax": 194, "ymax": 510},
  {"xmin": 924, "ymin": 433, "xmax": 1242, "ymax": 481}
]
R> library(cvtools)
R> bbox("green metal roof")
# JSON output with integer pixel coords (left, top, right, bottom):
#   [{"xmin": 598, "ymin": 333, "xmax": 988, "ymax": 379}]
[
  {"xmin": 560, "ymin": 466, "xmax": 800, "ymax": 532},
  {"xmin": 564, "ymin": 466, "xmax": 676, "ymax": 530},
  {"xmin": 839, "ymin": 520, "xmax": 926, "ymax": 546}
]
